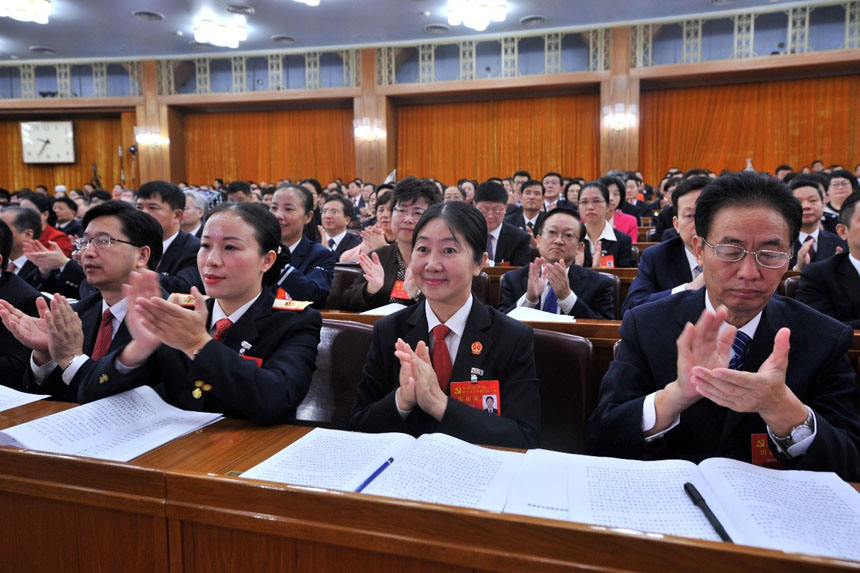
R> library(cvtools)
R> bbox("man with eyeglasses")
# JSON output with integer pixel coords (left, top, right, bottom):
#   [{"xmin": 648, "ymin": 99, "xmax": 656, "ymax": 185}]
[
  {"xmin": 589, "ymin": 171, "xmax": 860, "ymax": 481},
  {"xmin": 474, "ymin": 181, "xmax": 529, "ymax": 267},
  {"xmin": 0, "ymin": 201, "xmax": 163, "ymax": 402},
  {"xmin": 499, "ymin": 207, "xmax": 614, "ymax": 319},
  {"xmin": 319, "ymin": 195, "xmax": 361, "ymax": 260}
]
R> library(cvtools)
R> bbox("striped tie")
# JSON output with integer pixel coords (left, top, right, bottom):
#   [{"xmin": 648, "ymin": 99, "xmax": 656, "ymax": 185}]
[{"xmin": 728, "ymin": 331, "xmax": 751, "ymax": 370}]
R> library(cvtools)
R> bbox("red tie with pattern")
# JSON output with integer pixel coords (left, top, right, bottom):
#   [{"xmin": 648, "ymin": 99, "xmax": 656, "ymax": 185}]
[
  {"xmin": 432, "ymin": 324, "xmax": 452, "ymax": 392},
  {"xmin": 91, "ymin": 308, "xmax": 114, "ymax": 360},
  {"xmin": 213, "ymin": 318, "xmax": 233, "ymax": 343}
]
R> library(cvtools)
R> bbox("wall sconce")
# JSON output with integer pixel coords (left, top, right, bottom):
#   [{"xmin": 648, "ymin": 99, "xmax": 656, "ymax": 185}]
[
  {"xmin": 353, "ymin": 117, "xmax": 385, "ymax": 142},
  {"xmin": 603, "ymin": 103, "xmax": 638, "ymax": 131},
  {"xmin": 134, "ymin": 126, "xmax": 170, "ymax": 146}
]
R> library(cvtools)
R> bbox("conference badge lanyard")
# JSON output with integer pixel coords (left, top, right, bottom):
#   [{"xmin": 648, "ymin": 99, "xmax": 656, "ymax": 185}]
[{"xmin": 449, "ymin": 365, "xmax": 501, "ymax": 416}]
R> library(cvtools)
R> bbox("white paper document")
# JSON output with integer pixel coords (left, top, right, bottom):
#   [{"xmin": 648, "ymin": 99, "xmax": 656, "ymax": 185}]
[
  {"xmin": 0, "ymin": 385, "xmax": 49, "ymax": 413},
  {"xmin": 506, "ymin": 306, "xmax": 575, "ymax": 323},
  {"xmin": 0, "ymin": 386, "xmax": 222, "ymax": 462},
  {"xmin": 360, "ymin": 302, "xmax": 408, "ymax": 316}
]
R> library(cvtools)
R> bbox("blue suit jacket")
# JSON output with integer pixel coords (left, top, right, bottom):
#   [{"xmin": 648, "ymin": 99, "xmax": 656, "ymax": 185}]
[
  {"xmin": 587, "ymin": 289, "xmax": 860, "ymax": 481},
  {"xmin": 622, "ymin": 236, "xmax": 693, "ymax": 314},
  {"xmin": 349, "ymin": 300, "xmax": 540, "ymax": 448},
  {"xmin": 498, "ymin": 264, "xmax": 615, "ymax": 319},
  {"xmin": 276, "ymin": 236, "xmax": 336, "ymax": 307}
]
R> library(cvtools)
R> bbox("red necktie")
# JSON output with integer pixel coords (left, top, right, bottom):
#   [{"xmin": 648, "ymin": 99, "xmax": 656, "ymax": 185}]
[
  {"xmin": 431, "ymin": 324, "xmax": 452, "ymax": 392},
  {"xmin": 213, "ymin": 318, "xmax": 233, "ymax": 343},
  {"xmin": 91, "ymin": 308, "xmax": 114, "ymax": 360},
  {"xmin": 7, "ymin": 260, "xmax": 17, "ymax": 274}
]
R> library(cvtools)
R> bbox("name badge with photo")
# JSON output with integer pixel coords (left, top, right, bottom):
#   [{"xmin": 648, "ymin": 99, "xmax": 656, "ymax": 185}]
[{"xmin": 449, "ymin": 380, "xmax": 501, "ymax": 416}]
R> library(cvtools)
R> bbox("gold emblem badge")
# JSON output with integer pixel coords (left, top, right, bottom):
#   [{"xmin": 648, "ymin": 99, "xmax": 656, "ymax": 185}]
[
  {"xmin": 471, "ymin": 341, "xmax": 482, "ymax": 355},
  {"xmin": 192, "ymin": 388, "xmax": 203, "ymax": 399}
]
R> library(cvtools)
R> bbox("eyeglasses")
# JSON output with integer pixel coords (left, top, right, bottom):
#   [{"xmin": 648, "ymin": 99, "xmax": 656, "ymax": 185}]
[
  {"xmin": 542, "ymin": 229, "xmax": 579, "ymax": 243},
  {"xmin": 578, "ymin": 199, "xmax": 606, "ymax": 207},
  {"xmin": 477, "ymin": 207, "xmax": 506, "ymax": 216},
  {"xmin": 701, "ymin": 238, "xmax": 791, "ymax": 269},
  {"xmin": 74, "ymin": 235, "xmax": 138, "ymax": 251},
  {"xmin": 829, "ymin": 180, "xmax": 852, "ymax": 188}
]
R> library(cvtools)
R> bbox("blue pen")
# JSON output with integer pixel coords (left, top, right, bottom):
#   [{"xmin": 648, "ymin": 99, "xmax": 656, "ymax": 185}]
[{"xmin": 355, "ymin": 457, "xmax": 394, "ymax": 493}]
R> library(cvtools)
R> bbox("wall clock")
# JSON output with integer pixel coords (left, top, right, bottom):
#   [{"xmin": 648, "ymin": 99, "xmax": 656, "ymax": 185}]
[{"xmin": 20, "ymin": 121, "xmax": 75, "ymax": 164}]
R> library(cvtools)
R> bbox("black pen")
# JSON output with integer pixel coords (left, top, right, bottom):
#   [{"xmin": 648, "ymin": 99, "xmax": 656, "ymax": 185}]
[
  {"xmin": 684, "ymin": 482, "xmax": 733, "ymax": 543},
  {"xmin": 355, "ymin": 457, "xmax": 394, "ymax": 493}
]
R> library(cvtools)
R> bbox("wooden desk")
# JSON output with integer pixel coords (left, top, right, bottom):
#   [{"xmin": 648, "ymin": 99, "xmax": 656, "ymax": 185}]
[{"xmin": 1, "ymin": 402, "xmax": 857, "ymax": 572}]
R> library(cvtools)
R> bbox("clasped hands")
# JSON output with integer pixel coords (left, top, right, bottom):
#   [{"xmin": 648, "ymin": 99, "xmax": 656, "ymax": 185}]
[
  {"xmin": 526, "ymin": 256, "xmax": 571, "ymax": 304},
  {"xmin": 393, "ymin": 338, "xmax": 448, "ymax": 421},
  {"xmin": 119, "ymin": 270, "xmax": 211, "ymax": 367},
  {"xmin": 0, "ymin": 294, "xmax": 83, "ymax": 368},
  {"xmin": 652, "ymin": 305, "xmax": 806, "ymax": 436}
]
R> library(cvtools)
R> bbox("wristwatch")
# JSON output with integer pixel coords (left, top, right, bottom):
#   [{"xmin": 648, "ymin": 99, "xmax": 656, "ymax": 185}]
[{"xmin": 771, "ymin": 406, "xmax": 815, "ymax": 450}]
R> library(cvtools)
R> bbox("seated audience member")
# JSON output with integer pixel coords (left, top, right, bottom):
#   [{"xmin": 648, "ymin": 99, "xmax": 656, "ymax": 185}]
[
  {"xmin": 182, "ymin": 190, "xmax": 208, "ymax": 238},
  {"xmin": 53, "ymin": 196, "xmax": 82, "ymax": 238},
  {"xmin": 787, "ymin": 176, "xmax": 846, "ymax": 270},
  {"xmin": 623, "ymin": 174, "xmax": 649, "ymax": 219},
  {"xmin": 0, "ymin": 206, "xmax": 44, "ymax": 286},
  {"xmin": 443, "ymin": 186, "xmax": 466, "ymax": 202},
  {"xmin": 475, "ymin": 181, "xmax": 530, "ymax": 267},
  {"xmin": 504, "ymin": 179, "xmax": 546, "ymax": 239},
  {"xmin": 0, "ymin": 188, "xmax": 11, "ymax": 207},
  {"xmin": 0, "ymin": 201, "xmax": 163, "ymax": 402},
  {"xmin": 340, "ymin": 177, "xmax": 440, "ymax": 312},
  {"xmin": 319, "ymin": 195, "xmax": 361, "ymax": 259},
  {"xmin": 269, "ymin": 185, "xmax": 336, "ymax": 308},
  {"xmin": 20, "ymin": 193, "xmax": 73, "ymax": 257},
  {"xmin": 578, "ymin": 181, "xmax": 635, "ymax": 268},
  {"xmin": 796, "ymin": 191, "xmax": 860, "ymax": 328},
  {"xmin": 340, "ymin": 190, "xmax": 395, "ymax": 263},
  {"xmin": 300, "ymin": 178, "xmax": 324, "ymax": 242},
  {"xmin": 588, "ymin": 172, "xmax": 860, "ymax": 482},
  {"xmin": 653, "ymin": 176, "xmax": 682, "ymax": 240},
  {"xmin": 136, "ymin": 180, "xmax": 204, "ymax": 294},
  {"xmin": 563, "ymin": 179, "xmax": 582, "ymax": 205},
  {"xmin": 512, "ymin": 170, "xmax": 530, "ymax": 195},
  {"xmin": 457, "ymin": 179, "xmax": 476, "ymax": 203},
  {"xmin": 0, "ymin": 219, "xmax": 45, "ymax": 386},
  {"xmin": 623, "ymin": 177, "xmax": 709, "ymax": 313},
  {"xmin": 499, "ymin": 207, "xmax": 614, "ymax": 319},
  {"xmin": 89, "ymin": 189, "xmax": 112, "ymax": 206},
  {"xmin": 822, "ymin": 169, "xmax": 859, "ymax": 218},
  {"xmin": 227, "ymin": 180, "xmax": 252, "ymax": 203},
  {"xmin": 350, "ymin": 201, "xmax": 540, "ymax": 448},
  {"xmin": 603, "ymin": 176, "xmax": 638, "ymax": 239},
  {"xmin": 77, "ymin": 203, "xmax": 321, "ymax": 424},
  {"xmin": 541, "ymin": 172, "xmax": 564, "ymax": 211}
]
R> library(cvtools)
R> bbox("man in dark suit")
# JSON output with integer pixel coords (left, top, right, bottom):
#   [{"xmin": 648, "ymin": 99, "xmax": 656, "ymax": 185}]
[
  {"xmin": 503, "ymin": 179, "xmax": 546, "ymax": 241},
  {"xmin": 0, "ymin": 202, "xmax": 163, "ymax": 402},
  {"xmin": 623, "ymin": 177, "xmax": 709, "ymax": 313},
  {"xmin": 181, "ymin": 189, "xmax": 208, "ymax": 239},
  {"xmin": 796, "ymin": 191, "xmax": 860, "ymax": 328},
  {"xmin": 320, "ymin": 195, "xmax": 361, "ymax": 260},
  {"xmin": 52, "ymin": 196, "xmax": 83, "ymax": 238},
  {"xmin": 136, "ymin": 180, "xmax": 204, "ymax": 294},
  {"xmin": 475, "ymin": 181, "xmax": 530, "ymax": 267},
  {"xmin": 787, "ymin": 176, "xmax": 847, "ymax": 270},
  {"xmin": 276, "ymin": 235, "xmax": 336, "ymax": 308},
  {"xmin": 499, "ymin": 207, "xmax": 614, "ymax": 319},
  {"xmin": 0, "ymin": 206, "xmax": 44, "ymax": 288},
  {"xmin": 588, "ymin": 172, "xmax": 860, "ymax": 482}
]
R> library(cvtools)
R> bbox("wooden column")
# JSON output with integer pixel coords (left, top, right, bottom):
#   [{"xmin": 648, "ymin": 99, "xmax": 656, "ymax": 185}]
[
  {"xmin": 354, "ymin": 48, "xmax": 396, "ymax": 183},
  {"xmin": 599, "ymin": 27, "xmax": 640, "ymax": 174},
  {"xmin": 135, "ymin": 61, "xmax": 185, "ymax": 184}
]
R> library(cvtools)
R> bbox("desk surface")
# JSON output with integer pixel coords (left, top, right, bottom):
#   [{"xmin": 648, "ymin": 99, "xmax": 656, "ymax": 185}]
[{"xmin": 1, "ymin": 401, "xmax": 858, "ymax": 572}]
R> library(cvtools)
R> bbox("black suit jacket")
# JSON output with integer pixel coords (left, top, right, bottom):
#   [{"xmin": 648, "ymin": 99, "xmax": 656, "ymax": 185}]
[
  {"xmin": 587, "ymin": 289, "xmax": 860, "ymax": 482},
  {"xmin": 340, "ymin": 244, "xmax": 417, "ymax": 312},
  {"xmin": 31, "ymin": 259, "xmax": 86, "ymax": 299},
  {"xmin": 78, "ymin": 290, "xmax": 322, "ymax": 425},
  {"xmin": 503, "ymin": 211, "xmax": 546, "ymax": 234},
  {"xmin": 788, "ymin": 229, "xmax": 847, "ymax": 268},
  {"xmin": 276, "ymin": 236, "xmax": 336, "ymax": 307},
  {"xmin": 0, "ymin": 273, "xmax": 45, "ymax": 389},
  {"xmin": 620, "ymin": 201, "xmax": 645, "ymax": 223},
  {"xmin": 57, "ymin": 219, "xmax": 83, "ymax": 238},
  {"xmin": 158, "ymin": 230, "xmax": 203, "ymax": 294},
  {"xmin": 349, "ymin": 300, "xmax": 540, "ymax": 448},
  {"xmin": 22, "ymin": 292, "xmax": 133, "ymax": 402},
  {"xmin": 492, "ymin": 223, "xmax": 530, "ymax": 267},
  {"xmin": 15, "ymin": 259, "xmax": 41, "ymax": 289},
  {"xmin": 588, "ymin": 228, "xmax": 636, "ymax": 268},
  {"xmin": 796, "ymin": 253, "xmax": 860, "ymax": 328},
  {"xmin": 622, "ymin": 236, "xmax": 693, "ymax": 314},
  {"xmin": 653, "ymin": 205, "xmax": 674, "ymax": 241},
  {"xmin": 332, "ymin": 231, "xmax": 362, "ymax": 260},
  {"xmin": 498, "ymin": 264, "xmax": 615, "ymax": 319}
]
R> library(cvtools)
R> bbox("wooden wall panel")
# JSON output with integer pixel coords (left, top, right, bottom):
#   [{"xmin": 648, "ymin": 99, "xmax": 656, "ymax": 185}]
[
  {"xmin": 639, "ymin": 75, "xmax": 860, "ymax": 182},
  {"xmin": 396, "ymin": 94, "xmax": 600, "ymax": 184},
  {"xmin": 0, "ymin": 116, "xmax": 125, "ymax": 192},
  {"xmin": 183, "ymin": 108, "xmax": 355, "ymax": 186}
]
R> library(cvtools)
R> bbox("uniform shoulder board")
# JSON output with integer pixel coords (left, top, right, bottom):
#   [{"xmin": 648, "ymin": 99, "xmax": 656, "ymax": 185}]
[
  {"xmin": 167, "ymin": 293, "xmax": 209, "ymax": 307},
  {"xmin": 272, "ymin": 299, "xmax": 313, "ymax": 311}
]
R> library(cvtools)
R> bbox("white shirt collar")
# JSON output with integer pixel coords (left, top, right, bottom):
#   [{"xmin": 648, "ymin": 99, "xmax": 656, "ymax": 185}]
[
  {"xmin": 328, "ymin": 230, "xmax": 347, "ymax": 247},
  {"xmin": 488, "ymin": 224, "xmax": 502, "ymax": 242},
  {"xmin": 704, "ymin": 288, "xmax": 762, "ymax": 341},
  {"xmin": 210, "ymin": 290, "xmax": 263, "ymax": 327},
  {"xmin": 798, "ymin": 227, "xmax": 820, "ymax": 244},
  {"xmin": 425, "ymin": 294, "xmax": 473, "ymax": 339},
  {"xmin": 188, "ymin": 223, "xmax": 202, "ymax": 237},
  {"xmin": 11, "ymin": 254, "xmax": 28, "ymax": 273},
  {"xmin": 586, "ymin": 220, "xmax": 618, "ymax": 245},
  {"xmin": 162, "ymin": 229, "xmax": 179, "ymax": 253},
  {"xmin": 848, "ymin": 253, "xmax": 860, "ymax": 277},
  {"xmin": 523, "ymin": 212, "xmax": 540, "ymax": 226},
  {"xmin": 100, "ymin": 297, "xmax": 129, "ymax": 334},
  {"xmin": 288, "ymin": 236, "xmax": 303, "ymax": 254},
  {"xmin": 683, "ymin": 246, "xmax": 699, "ymax": 274}
]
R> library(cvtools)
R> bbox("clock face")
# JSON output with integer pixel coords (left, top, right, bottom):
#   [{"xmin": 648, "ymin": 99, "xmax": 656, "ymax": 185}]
[{"xmin": 20, "ymin": 121, "xmax": 75, "ymax": 164}]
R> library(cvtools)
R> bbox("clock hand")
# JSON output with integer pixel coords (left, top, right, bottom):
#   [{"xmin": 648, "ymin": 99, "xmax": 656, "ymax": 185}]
[{"xmin": 37, "ymin": 138, "xmax": 51, "ymax": 156}]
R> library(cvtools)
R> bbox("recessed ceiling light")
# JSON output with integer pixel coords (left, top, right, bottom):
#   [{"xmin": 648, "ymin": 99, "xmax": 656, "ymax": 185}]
[
  {"xmin": 271, "ymin": 34, "xmax": 296, "ymax": 44},
  {"xmin": 422, "ymin": 10, "xmax": 430, "ymax": 16},
  {"xmin": 132, "ymin": 10, "xmax": 165, "ymax": 21},
  {"xmin": 519, "ymin": 15, "xmax": 547, "ymax": 26},
  {"xmin": 225, "ymin": 3, "xmax": 255, "ymax": 15},
  {"xmin": 29, "ymin": 45, "xmax": 57, "ymax": 55},
  {"xmin": 176, "ymin": 30, "xmax": 184, "ymax": 36},
  {"xmin": 424, "ymin": 23, "xmax": 450, "ymax": 34}
]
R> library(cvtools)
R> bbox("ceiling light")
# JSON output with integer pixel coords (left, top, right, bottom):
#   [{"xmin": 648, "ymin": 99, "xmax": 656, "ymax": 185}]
[
  {"xmin": 447, "ymin": 0, "xmax": 506, "ymax": 32},
  {"xmin": 225, "ymin": 3, "xmax": 255, "ymax": 15},
  {"xmin": 132, "ymin": 10, "xmax": 164, "ymax": 21},
  {"xmin": 519, "ymin": 15, "xmax": 546, "ymax": 26},
  {"xmin": 194, "ymin": 15, "xmax": 248, "ymax": 49},
  {"xmin": 0, "ymin": 0, "xmax": 51, "ymax": 24},
  {"xmin": 271, "ymin": 34, "xmax": 296, "ymax": 45},
  {"xmin": 424, "ymin": 23, "xmax": 450, "ymax": 34},
  {"xmin": 29, "ymin": 45, "xmax": 56, "ymax": 54},
  {"xmin": 292, "ymin": 0, "xmax": 319, "ymax": 6}
]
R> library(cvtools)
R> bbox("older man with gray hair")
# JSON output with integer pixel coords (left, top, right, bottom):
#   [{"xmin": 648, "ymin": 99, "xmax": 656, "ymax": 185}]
[{"xmin": 181, "ymin": 189, "xmax": 209, "ymax": 239}]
